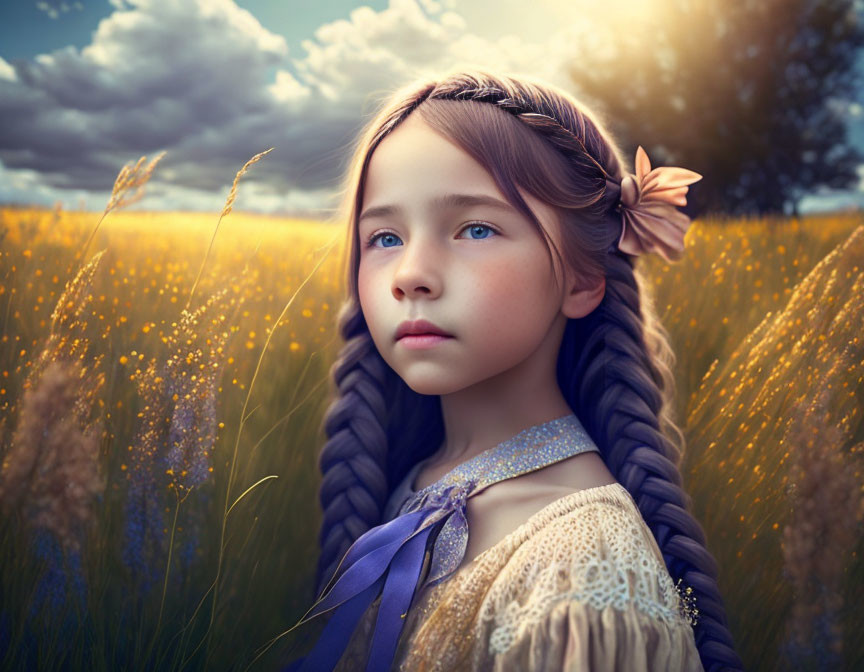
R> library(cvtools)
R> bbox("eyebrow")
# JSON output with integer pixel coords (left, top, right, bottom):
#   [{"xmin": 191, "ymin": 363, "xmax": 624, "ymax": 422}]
[{"xmin": 358, "ymin": 193, "xmax": 518, "ymax": 224}]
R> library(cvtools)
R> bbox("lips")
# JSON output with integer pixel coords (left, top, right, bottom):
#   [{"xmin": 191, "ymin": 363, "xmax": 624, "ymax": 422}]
[{"xmin": 395, "ymin": 318, "xmax": 453, "ymax": 341}]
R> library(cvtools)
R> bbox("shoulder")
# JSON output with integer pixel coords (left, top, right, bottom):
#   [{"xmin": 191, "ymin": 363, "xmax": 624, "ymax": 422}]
[
  {"xmin": 475, "ymin": 486, "xmax": 703, "ymax": 666},
  {"xmin": 480, "ymin": 484, "xmax": 689, "ymax": 632},
  {"xmin": 461, "ymin": 451, "xmax": 618, "ymax": 565},
  {"xmin": 401, "ymin": 485, "xmax": 703, "ymax": 671}
]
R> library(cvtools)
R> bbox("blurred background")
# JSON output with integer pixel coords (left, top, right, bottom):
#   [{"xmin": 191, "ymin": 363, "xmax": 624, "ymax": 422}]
[{"xmin": 0, "ymin": 1, "xmax": 862, "ymax": 671}]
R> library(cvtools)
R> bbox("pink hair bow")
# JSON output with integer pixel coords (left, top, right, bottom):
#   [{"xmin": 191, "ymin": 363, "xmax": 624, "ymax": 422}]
[{"xmin": 616, "ymin": 146, "xmax": 703, "ymax": 262}]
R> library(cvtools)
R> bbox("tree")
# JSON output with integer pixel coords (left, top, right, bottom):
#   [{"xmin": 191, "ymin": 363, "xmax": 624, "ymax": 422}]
[{"xmin": 568, "ymin": 0, "xmax": 864, "ymax": 217}]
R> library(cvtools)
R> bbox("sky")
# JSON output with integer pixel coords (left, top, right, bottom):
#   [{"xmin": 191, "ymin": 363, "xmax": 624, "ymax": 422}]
[{"xmin": 1, "ymin": 0, "xmax": 863, "ymax": 217}]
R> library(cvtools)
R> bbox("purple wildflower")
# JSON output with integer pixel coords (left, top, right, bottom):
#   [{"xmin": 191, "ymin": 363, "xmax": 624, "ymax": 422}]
[{"xmin": 123, "ymin": 279, "xmax": 248, "ymax": 589}]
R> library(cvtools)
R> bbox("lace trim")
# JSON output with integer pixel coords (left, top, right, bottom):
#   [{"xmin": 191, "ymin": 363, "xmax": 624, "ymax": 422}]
[{"xmin": 474, "ymin": 489, "xmax": 691, "ymax": 655}]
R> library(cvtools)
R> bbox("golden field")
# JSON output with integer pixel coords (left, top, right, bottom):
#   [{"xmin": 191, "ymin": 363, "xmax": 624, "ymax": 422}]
[{"xmin": 0, "ymin": 198, "xmax": 862, "ymax": 671}]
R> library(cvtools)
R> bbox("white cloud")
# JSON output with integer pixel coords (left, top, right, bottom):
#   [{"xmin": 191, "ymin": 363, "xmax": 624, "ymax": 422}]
[
  {"xmin": 267, "ymin": 70, "xmax": 312, "ymax": 108},
  {"xmin": 417, "ymin": 0, "xmax": 443, "ymax": 13},
  {"xmin": 285, "ymin": 0, "xmax": 578, "ymax": 113},
  {"xmin": 2, "ymin": 0, "xmax": 295, "ymax": 194},
  {"xmin": 0, "ymin": 57, "xmax": 17, "ymax": 82},
  {"xmin": 35, "ymin": 1, "xmax": 85, "ymax": 20}
]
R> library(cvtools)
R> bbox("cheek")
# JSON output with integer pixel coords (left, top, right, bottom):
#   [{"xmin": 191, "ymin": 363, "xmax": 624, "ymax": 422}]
[
  {"xmin": 357, "ymin": 264, "xmax": 378, "ymax": 321},
  {"xmin": 358, "ymin": 263, "xmax": 370, "ymax": 307},
  {"xmin": 358, "ymin": 264, "xmax": 390, "ymax": 342},
  {"xmin": 460, "ymin": 254, "xmax": 556, "ymax": 348}
]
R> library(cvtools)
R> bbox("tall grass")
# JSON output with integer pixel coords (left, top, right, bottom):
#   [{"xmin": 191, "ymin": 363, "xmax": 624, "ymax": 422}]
[
  {"xmin": 0, "ymin": 164, "xmax": 861, "ymax": 670},
  {"xmin": 680, "ymin": 221, "xmax": 864, "ymax": 671}
]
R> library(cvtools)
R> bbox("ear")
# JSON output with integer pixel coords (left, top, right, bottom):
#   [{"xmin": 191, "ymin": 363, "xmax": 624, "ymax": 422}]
[{"xmin": 561, "ymin": 273, "xmax": 605, "ymax": 319}]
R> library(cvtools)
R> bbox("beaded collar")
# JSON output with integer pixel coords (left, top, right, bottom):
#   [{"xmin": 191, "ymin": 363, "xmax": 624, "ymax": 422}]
[{"xmin": 394, "ymin": 412, "xmax": 600, "ymax": 589}]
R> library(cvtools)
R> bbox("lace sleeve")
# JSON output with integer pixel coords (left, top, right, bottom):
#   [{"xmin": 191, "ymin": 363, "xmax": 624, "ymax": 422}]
[{"xmin": 478, "ymin": 492, "xmax": 704, "ymax": 671}]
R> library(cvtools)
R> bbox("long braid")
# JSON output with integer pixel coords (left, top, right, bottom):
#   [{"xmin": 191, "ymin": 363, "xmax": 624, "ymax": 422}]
[
  {"xmin": 315, "ymin": 299, "xmax": 443, "ymax": 598},
  {"xmin": 314, "ymin": 299, "xmax": 390, "ymax": 597},
  {"xmin": 564, "ymin": 253, "xmax": 742, "ymax": 671}
]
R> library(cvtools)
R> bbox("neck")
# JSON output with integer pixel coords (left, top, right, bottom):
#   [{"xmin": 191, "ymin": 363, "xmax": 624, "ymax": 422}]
[{"xmin": 436, "ymin": 386, "xmax": 573, "ymax": 466}]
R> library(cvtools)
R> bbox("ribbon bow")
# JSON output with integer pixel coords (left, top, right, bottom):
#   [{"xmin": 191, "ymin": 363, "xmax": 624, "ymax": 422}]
[
  {"xmin": 284, "ymin": 480, "xmax": 476, "ymax": 672},
  {"xmin": 614, "ymin": 145, "xmax": 703, "ymax": 262}
]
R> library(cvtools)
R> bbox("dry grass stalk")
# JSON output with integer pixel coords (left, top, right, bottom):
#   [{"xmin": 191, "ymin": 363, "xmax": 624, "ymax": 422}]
[
  {"xmin": 221, "ymin": 148, "xmax": 274, "ymax": 220},
  {"xmin": 0, "ymin": 359, "xmax": 105, "ymax": 555},
  {"xmin": 76, "ymin": 151, "xmax": 166, "ymax": 268},
  {"xmin": 0, "ymin": 245, "xmax": 106, "ymax": 557},
  {"xmin": 186, "ymin": 148, "xmax": 273, "ymax": 311},
  {"xmin": 106, "ymin": 152, "xmax": 166, "ymax": 214},
  {"xmin": 0, "ymin": 249, "xmax": 108, "ymax": 469},
  {"xmin": 24, "ymin": 249, "xmax": 106, "ymax": 429}
]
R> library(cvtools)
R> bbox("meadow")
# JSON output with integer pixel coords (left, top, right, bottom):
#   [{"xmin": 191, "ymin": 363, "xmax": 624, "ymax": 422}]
[{"xmin": 0, "ymin": 156, "xmax": 861, "ymax": 671}]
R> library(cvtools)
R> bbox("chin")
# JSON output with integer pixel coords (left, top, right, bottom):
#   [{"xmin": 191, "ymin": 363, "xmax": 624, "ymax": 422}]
[
  {"xmin": 400, "ymin": 377, "xmax": 459, "ymax": 397},
  {"xmin": 394, "ymin": 368, "xmax": 469, "ymax": 397}
]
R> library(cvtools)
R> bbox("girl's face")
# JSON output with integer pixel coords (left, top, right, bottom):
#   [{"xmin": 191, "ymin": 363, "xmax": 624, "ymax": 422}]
[{"xmin": 357, "ymin": 113, "xmax": 589, "ymax": 397}]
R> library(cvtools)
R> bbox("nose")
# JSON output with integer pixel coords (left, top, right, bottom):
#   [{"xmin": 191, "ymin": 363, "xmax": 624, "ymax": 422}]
[{"xmin": 391, "ymin": 237, "xmax": 442, "ymax": 300}]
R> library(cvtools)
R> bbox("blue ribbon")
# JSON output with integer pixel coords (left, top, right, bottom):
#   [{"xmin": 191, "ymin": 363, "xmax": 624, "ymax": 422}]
[{"xmin": 283, "ymin": 506, "xmax": 445, "ymax": 672}]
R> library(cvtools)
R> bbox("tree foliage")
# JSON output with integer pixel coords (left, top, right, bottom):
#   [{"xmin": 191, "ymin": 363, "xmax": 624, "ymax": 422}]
[{"xmin": 568, "ymin": 0, "xmax": 864, "ymax": 216}]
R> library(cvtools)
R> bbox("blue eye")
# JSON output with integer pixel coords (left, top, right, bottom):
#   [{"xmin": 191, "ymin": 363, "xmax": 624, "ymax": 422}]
[
  {"xmin": 364, "ymin": 222, "xmax": 498, "ymax": 248},
  {"xmin": 462, "ymin": 223, "xmax": 496, "ymax": 240},
  {"xmin": 367, "ymin": 232, "xmax": 401, "ymax": 248}
]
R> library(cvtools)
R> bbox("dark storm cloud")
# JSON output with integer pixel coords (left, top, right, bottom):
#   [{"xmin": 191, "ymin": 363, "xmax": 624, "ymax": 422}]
[{"xmin": 0, "ymin": 0, "xmax": 362, "ymax": 197}]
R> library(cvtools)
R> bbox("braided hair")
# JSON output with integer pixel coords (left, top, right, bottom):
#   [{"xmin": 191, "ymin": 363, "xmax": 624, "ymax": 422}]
[{"xmin": 314, "ymin": 68, "xmax": 743, "ymax": 671}]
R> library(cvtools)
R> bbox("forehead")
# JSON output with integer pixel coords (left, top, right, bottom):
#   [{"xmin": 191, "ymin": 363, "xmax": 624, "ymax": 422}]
[
  {"xmin": 362, "ymin": 113, "xmax": 502, "ymax": 206},
  {"xmin": 358, "ymin": 111, "xmax": 565, "ymax": 252}
]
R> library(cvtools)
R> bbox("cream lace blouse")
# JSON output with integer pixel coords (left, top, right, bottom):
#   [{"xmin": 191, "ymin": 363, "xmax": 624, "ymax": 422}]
[{"xmin": 332, "ymin": 476, "xmax": 704, "ymax": 671}]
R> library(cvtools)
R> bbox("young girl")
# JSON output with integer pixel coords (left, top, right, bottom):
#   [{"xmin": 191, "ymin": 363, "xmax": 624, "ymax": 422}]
[{"xmin": 283, "ymin": 68, "xmax": 743, "ymax": 671}]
